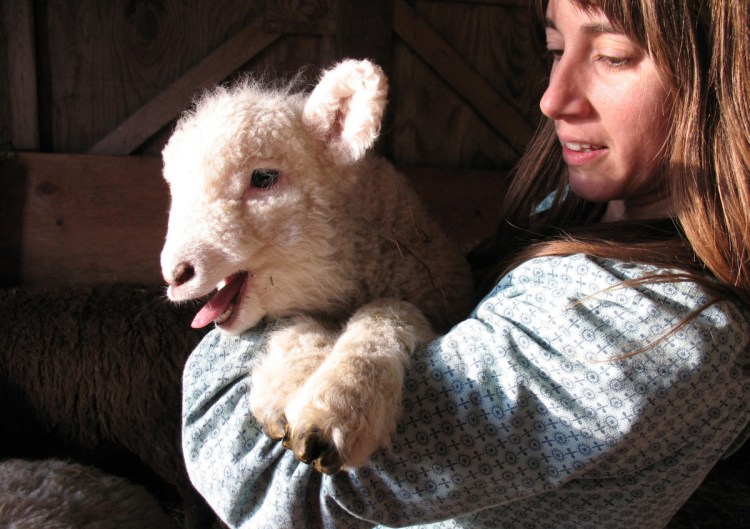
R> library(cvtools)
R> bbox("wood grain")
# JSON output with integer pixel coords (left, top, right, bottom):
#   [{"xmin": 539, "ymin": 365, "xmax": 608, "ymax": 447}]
[
  {"xmin": 2, "ymin": 0, "xmax": 39, "ymax": 150},
  {"xmin": 4, "ymin": 153, "xmax": 167, "ymax": 286},
  {"xmin": 390, "ymin": 0, "xmax": 546, "ymax": 169},
  {"xmin": 38, "ymin": 0, "xmax": 264, "ymax": 153},
  {"xmin": 265, "ymin": 0, "xmax": 337, "ymax": 34},
  {"xmin": 415, "ymin": 0, "xmax": 546, "ymax": 125},
  {"xmin": 10, "ymin": 0, "xmax": 548, "ymax": 170},
  {"xmin": 391, "ymin": 46, "xmax": 518, "ymax": 169},
  {"xmin": 393, "ymin": 0, "xmax": 534, "ymax": 153},
  {"xmin": 89, "ymin": 16, "xmax": 281, "ymax": 154}
]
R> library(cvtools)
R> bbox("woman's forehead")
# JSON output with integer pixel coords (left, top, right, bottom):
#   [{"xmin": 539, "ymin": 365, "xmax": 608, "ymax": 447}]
[{"xmin": 544, "ymin": 0, "xmax": 648, "ymax": 46}]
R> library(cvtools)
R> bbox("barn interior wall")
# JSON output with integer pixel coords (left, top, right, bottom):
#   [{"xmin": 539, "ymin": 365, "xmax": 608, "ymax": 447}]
[{"xmin": 0, "ymin": 0, "xmax": 547, "ymax": 286}]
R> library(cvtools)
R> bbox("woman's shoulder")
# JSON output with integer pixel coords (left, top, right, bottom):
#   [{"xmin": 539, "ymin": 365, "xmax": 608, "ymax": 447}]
[
  {"xmin": 501, "ymin": 252, "xmax": 673, "ymax": 284},
  {"xmin": 480, "ymin": 253, "xmax": 750, "ymax": 348},
  {"xmin": 496, "ymin": 252, "xmax": 728, "ymax": 301}
]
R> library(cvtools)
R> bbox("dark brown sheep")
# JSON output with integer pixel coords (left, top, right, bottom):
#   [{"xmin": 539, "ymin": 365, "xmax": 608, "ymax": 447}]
[{"xmin": 0, "ymin": 284, "xmax": 214, "ymax": 528}]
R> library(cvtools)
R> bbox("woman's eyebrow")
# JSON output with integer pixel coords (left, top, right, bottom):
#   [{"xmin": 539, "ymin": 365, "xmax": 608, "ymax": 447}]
[
  {"xmin": 581, "ymin": 22, "xmax": 622, "ymax": 35},
  {"xmin": 544, "ymin": 18, "xmax": 622, "ymax": 35}
]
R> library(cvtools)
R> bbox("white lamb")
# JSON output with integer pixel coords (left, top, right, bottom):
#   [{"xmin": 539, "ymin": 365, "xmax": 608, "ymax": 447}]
[{"xmin": 161, "ymin": 59, "xmax": 473, "ymax": 474}]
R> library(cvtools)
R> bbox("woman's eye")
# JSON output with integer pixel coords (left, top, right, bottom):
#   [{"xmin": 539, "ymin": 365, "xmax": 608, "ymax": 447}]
[
  {"xmin": 597, "ymin": 55, "xmax": 633, "ymax": 68},
  {"xmin": 545, "ymin": 48, "xmax": 563, "ymax": 63},
  {"xmin": 250, "ymin": 168, "xmax": 279, "ymax": 189}
]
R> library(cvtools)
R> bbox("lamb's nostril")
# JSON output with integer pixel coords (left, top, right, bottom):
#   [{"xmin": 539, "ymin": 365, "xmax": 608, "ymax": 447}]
[{"xmin": 171, "ymin": 262, "xmax": 195, "ymax": 286}]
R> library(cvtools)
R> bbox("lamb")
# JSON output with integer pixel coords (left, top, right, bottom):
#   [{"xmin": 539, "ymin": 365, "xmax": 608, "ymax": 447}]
[
  {"xmin": 160, "ymin": 59, "xmax": 474, "ymax": 474},
  {"xmin": 0, "ymin": 458, "xmax": 176, "ymax": 529}
]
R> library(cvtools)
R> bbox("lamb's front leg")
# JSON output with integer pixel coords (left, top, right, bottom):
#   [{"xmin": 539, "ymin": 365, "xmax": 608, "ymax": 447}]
[
  {"xmin": 249, "ymin": 316, "xmax": 337, "ymax": 440},
  {"xmin": 282, "ymin": 299, "xmax": 436, "ymax": 474}
]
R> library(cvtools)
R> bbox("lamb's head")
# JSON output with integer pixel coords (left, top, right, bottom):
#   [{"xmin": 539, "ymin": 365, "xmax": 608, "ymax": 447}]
[{"xmin": 160, "ymin": 59, "xmax": 388, "ymax": 334}]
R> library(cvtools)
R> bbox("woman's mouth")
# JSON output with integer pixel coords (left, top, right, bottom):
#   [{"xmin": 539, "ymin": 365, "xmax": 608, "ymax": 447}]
[
  {"xmin": 561, "ymin": 141, "xmax": 607, "ymax": 165},
  {"xmin": 564, "ymin": 142, "xmax": 603, "ymax": 152}
]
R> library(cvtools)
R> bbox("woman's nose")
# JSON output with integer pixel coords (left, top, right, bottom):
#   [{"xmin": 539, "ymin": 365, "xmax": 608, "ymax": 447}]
[{"xmin": 539, "ymin": 59, "xmax": 591, "ymax": 120}]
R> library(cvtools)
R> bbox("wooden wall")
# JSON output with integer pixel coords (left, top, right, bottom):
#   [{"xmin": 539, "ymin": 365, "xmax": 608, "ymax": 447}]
[
  {"xmin": 0, "ymin": 0, "xmax": 548, "ymax": 286},
  {"xmin": 1, "ymin": 0, "xmax": 546, "ymax": 165}
]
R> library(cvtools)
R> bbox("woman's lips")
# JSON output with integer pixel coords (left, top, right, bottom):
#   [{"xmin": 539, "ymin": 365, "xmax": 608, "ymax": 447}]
[{"xmin": 561, "ymin": 141, "xmax": 607, "ymax": 166}]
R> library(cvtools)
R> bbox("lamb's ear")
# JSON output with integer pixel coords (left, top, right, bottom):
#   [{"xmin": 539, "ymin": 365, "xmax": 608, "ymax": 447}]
[{"xmin": 302, "ymin": 59, "xmax": 388, "ymax": 165}]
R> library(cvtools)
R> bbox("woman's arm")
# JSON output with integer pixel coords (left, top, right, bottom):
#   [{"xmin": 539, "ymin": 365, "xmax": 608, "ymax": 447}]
[{"xmin": 183, "ymin": 254, "xmax": 750, "ymax": 528}]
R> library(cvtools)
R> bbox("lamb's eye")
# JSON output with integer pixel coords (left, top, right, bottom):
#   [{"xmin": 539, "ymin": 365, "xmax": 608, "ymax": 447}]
[{"xmin": 250, "ymin": 168, "xmax": 279, "ymax": 189}]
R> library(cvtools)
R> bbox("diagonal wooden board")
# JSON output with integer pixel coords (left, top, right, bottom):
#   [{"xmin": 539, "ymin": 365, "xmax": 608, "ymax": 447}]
[
  {"xmin": 88, "ymin": 17, "xmax": 281, "ymax": 155},
  {"xmin": 392, "ymin": 0, "xmax": 534, "ymax": 154}
]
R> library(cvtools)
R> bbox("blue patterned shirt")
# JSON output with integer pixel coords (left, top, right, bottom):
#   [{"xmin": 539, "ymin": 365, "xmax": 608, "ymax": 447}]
[{"xmin": 182, "ymin": 254, "xmax": 750, "ymax": 528}]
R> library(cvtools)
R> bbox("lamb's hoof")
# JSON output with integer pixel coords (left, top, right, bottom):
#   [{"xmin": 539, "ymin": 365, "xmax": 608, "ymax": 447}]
[
  {"xmin": 283, "ymin": 428, "xmax": 343, "ymax": 475},
  {"xmin": 263, "ymin": 416, "xmax": 288, "ymax": 441}
]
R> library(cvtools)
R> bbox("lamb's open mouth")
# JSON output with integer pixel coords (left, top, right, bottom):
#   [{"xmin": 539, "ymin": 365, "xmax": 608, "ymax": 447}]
[{"xmin": 191, "ymin": 271, "xmax": 248, "ymax": 329}]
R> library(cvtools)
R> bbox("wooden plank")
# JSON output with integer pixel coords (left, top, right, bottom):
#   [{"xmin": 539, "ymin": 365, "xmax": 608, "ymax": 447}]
[
  {"xmin": 7, "ymin": 153, "xmax": 168, "ymax": 286},
  {"xmin": 1, "ymin": 153, "xmax": 505, "ymax": 286},
  {"xmin": 39, "ymin": 0, "xmax": 265, "ymax": 154},
  {"xmin": 411, "ymin": 0, "xmax": 545, "ymax": 126},
  {"xmin": 89, "ymin": 17, "xmax": 282, "ymax": 155},
  {"xmin": 3, "ymin": 0, "xmax": 39, "ymax": 150},
  {"xmin": 390, "ymin": 0, "xmax": 546, "ymax": 168},
  {"xmin": 265, "ymin": 0, "xmax": 337, "ymax": 34},
  {"xmin": 0, "ymin": 154, "xmax": 26, "ymax": 286},
  {"xmin": 392, "ymin": 0, "xmax": 534, "ymax": 154}
]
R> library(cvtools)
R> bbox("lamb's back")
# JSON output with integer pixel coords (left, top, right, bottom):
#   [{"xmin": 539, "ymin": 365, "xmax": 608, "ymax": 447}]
[{"xmin": 339, "ymin": 156, "xmax": 473, "ymax": 331}]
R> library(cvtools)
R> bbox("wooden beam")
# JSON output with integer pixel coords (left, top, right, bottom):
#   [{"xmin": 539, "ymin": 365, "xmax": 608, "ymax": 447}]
[
  {"xmin": 89, "ymin": 17, "xmax": 282, "ymax": 155},
  {"xmin": 4, "ymin": 153, "xmax": 167, "ymax": 286},
  {"xmin": 3, "ymin": 0, "xmax": 39, "ymax": 151},
  {"xmin": 392, "ymin": 0, "xmax": 533, "ymax": 153},
  {"xmin": 0, "ymin": 153, "xmax": 25, "ymax": 286}
]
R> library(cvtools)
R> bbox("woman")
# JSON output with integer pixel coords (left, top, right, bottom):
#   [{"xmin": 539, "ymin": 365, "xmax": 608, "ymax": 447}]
[{"xmin": 181, "ymin": 0, "xmax": 750, "ymax": 527}]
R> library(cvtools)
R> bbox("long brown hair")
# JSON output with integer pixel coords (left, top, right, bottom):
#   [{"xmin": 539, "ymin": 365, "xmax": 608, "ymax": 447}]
[{"xmin": 471, "ymin": 0, "xmax": 750, "ymax": 309}]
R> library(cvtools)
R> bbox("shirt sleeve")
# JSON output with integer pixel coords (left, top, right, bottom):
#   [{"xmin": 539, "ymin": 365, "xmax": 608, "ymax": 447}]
[{"xmin": 182, "ymin": 254, "xmax": 750, "ymax": 529}]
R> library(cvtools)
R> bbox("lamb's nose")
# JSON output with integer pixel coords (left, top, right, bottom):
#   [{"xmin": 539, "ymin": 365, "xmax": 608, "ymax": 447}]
[{"xmin": 169, "ymin": 262, "xmax": 195, "ymax": 287}]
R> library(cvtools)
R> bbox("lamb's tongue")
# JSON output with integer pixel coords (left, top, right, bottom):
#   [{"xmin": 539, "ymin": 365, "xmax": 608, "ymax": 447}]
[{"xmin": 191, "ymin": 274, "xmax": 245, "ymax": 329}]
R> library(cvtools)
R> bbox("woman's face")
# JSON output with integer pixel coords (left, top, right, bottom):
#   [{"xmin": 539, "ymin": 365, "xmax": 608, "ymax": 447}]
[{"xmin": 540, "ymin": 0, "xmax": 672, "ymax": 220}]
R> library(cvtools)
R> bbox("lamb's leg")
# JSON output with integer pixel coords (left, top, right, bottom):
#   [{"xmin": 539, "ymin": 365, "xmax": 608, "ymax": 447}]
[
  {"xmin": 249, "ymin": 316, "xmax": 337, "ymax": 439},
  {"xmin": 281, "ymin": 299, "xmax": 436, "ymax": 474}
]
